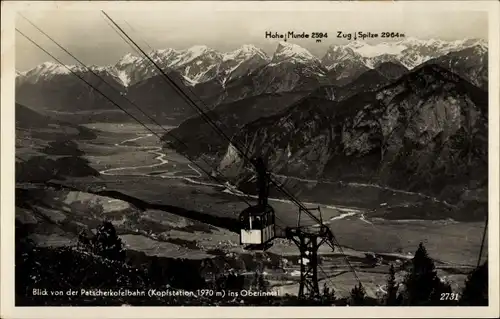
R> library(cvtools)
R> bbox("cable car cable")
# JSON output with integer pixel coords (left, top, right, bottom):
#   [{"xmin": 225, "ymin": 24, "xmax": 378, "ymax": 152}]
[
  {"xmin": 477, "ymin": 214, "xmax": 488, "ymax": 268},
  {"xmin": 318, "ymin": 264, "xmax": 337, "ymax": 291},
  {"xmin": 123, "ymin": 20, "xmax": 155, "ymax": 53},
  {"xmin": 100, "ymin": 14, "xmax": 145, "ymax": 58}
]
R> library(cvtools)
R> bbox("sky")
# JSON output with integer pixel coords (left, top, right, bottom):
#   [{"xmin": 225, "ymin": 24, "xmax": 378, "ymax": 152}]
[{"xmin": 15, "ymin": 6, "xmax": 488, "ymax": 71}]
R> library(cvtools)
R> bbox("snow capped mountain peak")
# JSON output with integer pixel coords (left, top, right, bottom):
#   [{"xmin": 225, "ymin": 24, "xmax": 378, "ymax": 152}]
[
  {"xmin": 345, "ymin": 40, "xmax": 365, "ymax": 49},
  {"xmin": 29, "ymin": 61, "xmax": 76, "ymax": 76},
  {"xmin": 88, "ymin": 64, "xmax": 113, "ymax": 73},
  {"xmin": 398, "ymin": 36, "xmax": 448, "ymax": 47},
  {"xmin": 400, "ymin": 36, "xmax": 423, "ymax": 45},
  {"xmin": 174, "ymin": 45, "xmax": 220, "ymax": 67},
  {"xmin": 238, "ymin": 44, "xmax": 268, "ymax": 58},
  {"xmin": 148, "ymin": 48, "xmax": 179, "ymax": 60},
  {"xmin": 39, "ymin": 61, "xmax": 58, "ymax": 68},
  {"xmin": 426, "ymin": 38, "xmax": 444, "ymax": 45},
  {"xmin": 117, "ymin": 53, "xmax": 141, "ymax": 66},
  {"xmin": 183, "ymin": 45, "xmax": 216, "ymax": 60},
  {"xmin": 149, "ymin": 48, "xmax": 183, "ymax": 66},
  {"xmin": 16, "ymin": 61, "xmax": 83, "ymax": 84},
  {"xmin": 240, "ymin": 44, "xmax": 259, "ymax": 52},
  {"xmin": 187, "ymin": 44, "xmax": 210, "ymax": 53},
  {"xmin": 39, "ymin": 61, "xmax": 68, "ymax": 70},
  {"xmin": 273, "ymin": 41, "xmax": 319, "ymax": 63},
  {"xmin": 222, "ymin": 44, "xmax": 269, "ymax": 62},
  {"xmin": 153, "ymin": 48, "xmax": 178, "ymax": 55},
  {"xmin": 351, "ymin": 41, "xmax": 407, "ymax": 58}
]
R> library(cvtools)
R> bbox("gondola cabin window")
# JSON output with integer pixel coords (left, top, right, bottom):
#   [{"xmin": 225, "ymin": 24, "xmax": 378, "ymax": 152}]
[{"xmin": 239, "ymin": 205, "xmax": 276, "ymax": 246}]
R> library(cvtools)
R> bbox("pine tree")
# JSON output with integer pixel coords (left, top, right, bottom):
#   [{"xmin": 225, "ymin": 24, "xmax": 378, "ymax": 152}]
[
  {"xmin": 322, "ymin": 282, "xmax": 336, "ymax": 305},
  {"xmin": 92, "ymin": 221, "xmax": 126, "ymax": 262},
  {"xmin": 257, "ymin": 272, "xmax": 268, "ymax": 291},
  {"xmin": 386, "ymin": 264, "xmax": 399, "ymax": 305},
  {"xmin": 401, "ymin": 242, "xmax": 440, "ymax": 305},
  {"xmin": 148, "ymin": 256, "xmax": 166, "ymax": 287},
  {"xmin": 251, "ymin": 271, "xmax": 269, "ymax": 292},
  {"xmin": 460, "ymin": 261, "xmax": 488, "ymax": 306},
  {"xmin": 251, "ymin": 271, "xmax": 260, "ymax": 290},
  {"xmin": 350, "ymin": 283, "xmax": 366, "ymax": 306},
  {"xmin": 77, "ymin": 229, "xmax": 92, "ymax": 251}
]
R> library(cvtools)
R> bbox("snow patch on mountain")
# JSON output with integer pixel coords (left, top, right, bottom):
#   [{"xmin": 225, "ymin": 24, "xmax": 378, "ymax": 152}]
[
  {"xmin": 175, "ymin": 45, "xmax": 216, "ymax": 66},
  {"xmin": 187, "ymin": 64, "xmax": 218, "ymax": 85},
  {"xmin": 352, "ymin": 42, "xmax": 407, "ymax": 58},
  {"xmin": 117, "ymin": 53, "xmax": 141, "ymax": 66},
  {"xmin": 114, "ymin": 70, "xmax": 131, "ymax": 87},
  {"xmin": 18, "ymin": 62, "xmax": 83, "ymax": 84},
  {"xmin": 33, "ymin": 62, "xmax": 74, "ymax": 75},
  {"xmin": 181, "ymin": 76, "xmax": 199, "ymax": 86}
]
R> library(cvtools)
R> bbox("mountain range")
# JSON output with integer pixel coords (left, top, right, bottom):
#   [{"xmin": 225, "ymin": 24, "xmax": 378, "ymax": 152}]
[
  {"xmin": 16, "ymin": 38, "xmax": 487, "ymax": 124},
  {"xmin": 17, "ymin": 37, "xmax": 486, "ymax": 87}
]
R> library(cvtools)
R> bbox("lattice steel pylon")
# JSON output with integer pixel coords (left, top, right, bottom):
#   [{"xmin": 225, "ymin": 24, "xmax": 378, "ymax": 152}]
[{"xmin": 285, "ymin": 208, "xmax": 331, "ymax": 299}]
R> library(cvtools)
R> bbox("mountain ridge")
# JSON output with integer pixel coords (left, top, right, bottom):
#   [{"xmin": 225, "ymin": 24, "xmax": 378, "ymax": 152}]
[
  {"xmin": 16, "ymin": 38, "xmax": 488, "ymax": 125},
  {"xmin": 18, "ymin": 38, "xmax": 486, "ymax": 88}
]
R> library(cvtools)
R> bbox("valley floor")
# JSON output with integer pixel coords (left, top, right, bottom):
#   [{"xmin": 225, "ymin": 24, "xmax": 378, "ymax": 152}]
[{"xmin": 15, "ymin": 123, "xmax": 487, "ymax": 299}]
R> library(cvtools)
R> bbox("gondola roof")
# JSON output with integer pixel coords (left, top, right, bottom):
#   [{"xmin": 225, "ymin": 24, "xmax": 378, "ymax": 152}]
[{"xmin": 239, "ymin": 204, "xmax": 274, "ymax": 218}]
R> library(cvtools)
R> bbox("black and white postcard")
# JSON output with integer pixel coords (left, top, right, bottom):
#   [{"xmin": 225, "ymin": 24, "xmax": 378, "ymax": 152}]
[{"xmin": 1, "ymin": 1, "xmax": 499, "ymax": 318}]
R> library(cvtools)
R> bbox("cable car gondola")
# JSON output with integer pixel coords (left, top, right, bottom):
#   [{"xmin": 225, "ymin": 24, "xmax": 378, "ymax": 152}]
[
  {"xmin": 239, "ymin": 157, "xmax": 276, "ymax": 250},
  {"xmin": 239, "ymin": 204, "xmax": 276, "ymax": 249}
]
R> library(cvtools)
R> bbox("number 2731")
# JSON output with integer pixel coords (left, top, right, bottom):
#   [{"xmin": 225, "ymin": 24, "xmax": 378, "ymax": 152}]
[{"xmin": 440, "ymin": 293, "xmax": 459, "ymax": 301}]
